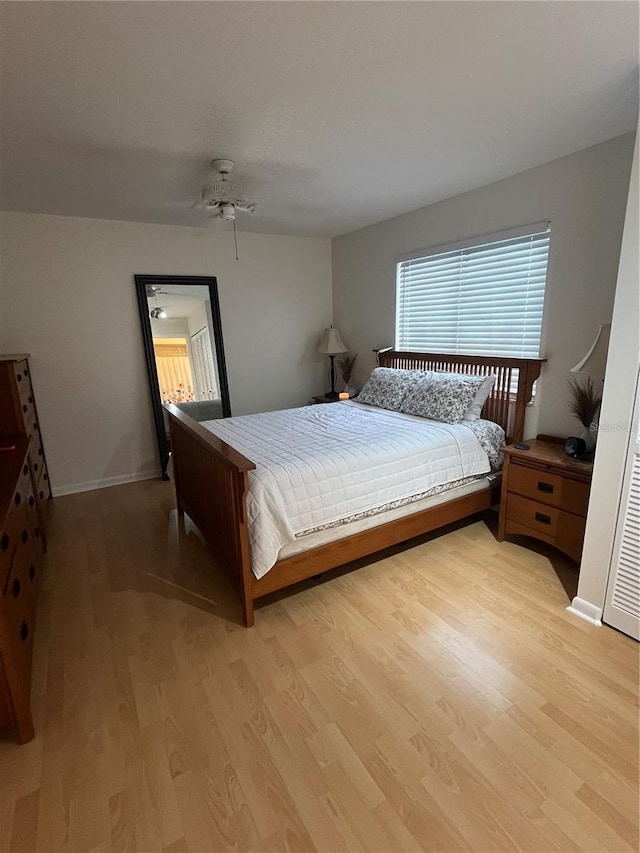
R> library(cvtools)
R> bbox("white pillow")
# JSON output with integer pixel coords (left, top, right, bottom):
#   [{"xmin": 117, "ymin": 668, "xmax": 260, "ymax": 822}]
[
  {"xmin": 401, "ymin": 371, "xmax": 485, "ymax": 424},
  {"xmin": 463, "ymin": 374, "xmax": 496, "ymax": 421}
]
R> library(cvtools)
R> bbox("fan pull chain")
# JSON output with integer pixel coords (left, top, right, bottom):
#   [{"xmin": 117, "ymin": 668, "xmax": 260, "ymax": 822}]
[{"xmin": 233, "ymin": 217, "xmax": 239, "ymax": 261}]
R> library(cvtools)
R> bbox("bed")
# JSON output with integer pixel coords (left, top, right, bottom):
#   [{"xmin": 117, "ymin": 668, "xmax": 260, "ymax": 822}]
[{"xmin": 166, "ymin": 350, "xmax": 545, "ymax": 626}]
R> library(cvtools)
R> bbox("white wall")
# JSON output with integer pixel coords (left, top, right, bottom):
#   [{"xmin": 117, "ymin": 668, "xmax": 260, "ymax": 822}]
[
  {"xmin": 186, "ymin": 303, "xmax": 208, "ymax": 339},
  {"xmin": 571, "ymin": 128, "xmax": 639, "ymax": 623},
  {"xmin": 150, "ymin": 317, "xmax": 190, "ymax": 339},
  {"xmin": 0, "ymin": 213, "xmax": 331, "ymax": 492},
  {"xmin": 332, "ymin": 133, "xmax": 635, "ymax": 439}
]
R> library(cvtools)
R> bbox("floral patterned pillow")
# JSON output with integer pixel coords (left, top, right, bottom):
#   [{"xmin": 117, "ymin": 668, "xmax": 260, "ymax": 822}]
[
  {"xmin": 401, "ymin": 371, "xmax": 485, "ymax": 424},
  {"xmin": 357, "ymin": 367, "xmax": 419, "ymax": 411}
]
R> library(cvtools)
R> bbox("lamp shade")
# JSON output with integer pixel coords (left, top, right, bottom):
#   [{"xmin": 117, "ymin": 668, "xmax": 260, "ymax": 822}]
[
  {"xmin": 318, "ymin": 326, "xmax": 347, "ymax": 355},
  {"xmin": 570, "ymin": 323, "xmax": 611, "ymax": 379}
]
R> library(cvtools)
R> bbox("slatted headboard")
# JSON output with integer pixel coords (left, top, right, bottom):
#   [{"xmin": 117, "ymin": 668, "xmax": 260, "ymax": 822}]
[{"xmin": 378, "ymin": 349, "xmax": 546, "ymax": 444}]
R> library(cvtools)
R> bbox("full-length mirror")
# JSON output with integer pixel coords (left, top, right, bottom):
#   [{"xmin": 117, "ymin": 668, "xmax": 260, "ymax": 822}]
[{"xmin": 135, "ymin": 274, "xmax": 231, "ymax": 478}]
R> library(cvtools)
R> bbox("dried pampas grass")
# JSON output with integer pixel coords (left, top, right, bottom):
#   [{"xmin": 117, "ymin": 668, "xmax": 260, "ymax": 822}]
[
  {"xmin": 338, "ymin": 353, "xmax": 357, "ymax": 383},
  {"xmin": 567, "ymin": 376, "xmax": 601, "ymax": 428}
]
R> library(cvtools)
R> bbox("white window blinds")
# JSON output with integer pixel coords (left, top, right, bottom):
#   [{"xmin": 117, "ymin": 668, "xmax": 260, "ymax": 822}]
[{"xmin": 396, "ymin": 224, "xmax": 550, "ymax": 358}]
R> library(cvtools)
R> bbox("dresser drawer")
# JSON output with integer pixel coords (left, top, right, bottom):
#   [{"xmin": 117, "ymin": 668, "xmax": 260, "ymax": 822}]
[
  {"xmin": 505, "ymin": 493, "xmax": 586, "ymax": 562},
  {"xmin": 508, "ymin": 463, "xmax": 590, "ymax": 516},
  {"xmin": 0, "ymin": 508, "xmax": 21, "ymax": 590},
  {"xmin": 4, "ymin": 536, "xmax": 40, "ymax": 628}
]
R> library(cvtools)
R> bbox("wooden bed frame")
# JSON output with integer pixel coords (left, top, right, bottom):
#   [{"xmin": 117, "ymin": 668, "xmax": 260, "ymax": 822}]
[{"xmin": 166, "ymin": 351, "xmax": 545, "ymax": 626}]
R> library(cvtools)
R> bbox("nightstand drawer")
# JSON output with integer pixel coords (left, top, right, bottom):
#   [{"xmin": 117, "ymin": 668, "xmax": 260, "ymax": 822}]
[
  {"xmin": 509, "ymin": 463, "xmax": 590, "ymax": 516},
  {"xmin": 505, "ymin": 493, "xmax": 586, "ymax": 562}
]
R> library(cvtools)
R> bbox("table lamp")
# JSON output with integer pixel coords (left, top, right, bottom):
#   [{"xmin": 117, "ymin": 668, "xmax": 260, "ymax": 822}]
[{"xmin": 318, "ymin": 326, "xmax": 347, "ymax": 399}]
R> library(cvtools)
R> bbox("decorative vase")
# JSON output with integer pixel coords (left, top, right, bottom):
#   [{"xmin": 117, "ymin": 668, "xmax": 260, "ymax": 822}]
[{"xmin": 580, "ymin": 424, "xmax": 596, "ymax": 454}]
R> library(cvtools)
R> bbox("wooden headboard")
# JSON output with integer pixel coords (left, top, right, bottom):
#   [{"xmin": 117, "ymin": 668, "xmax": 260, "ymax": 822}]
[{"xmin": 378, "ymin": 350, "xmax": 546, "ymax": 444}]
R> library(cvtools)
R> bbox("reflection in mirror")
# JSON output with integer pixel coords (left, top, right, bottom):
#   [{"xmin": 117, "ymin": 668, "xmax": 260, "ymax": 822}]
[{"xmin": 135, "ymin": 275, "xmax": 231, "ymax": 478}]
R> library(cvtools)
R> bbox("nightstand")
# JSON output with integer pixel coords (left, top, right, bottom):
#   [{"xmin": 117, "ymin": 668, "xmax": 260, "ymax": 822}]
[
  {"xmin": 498, "ymin": 437, "xmax": 593, "ymax": 563},
  {"xmin": 312, "ymin": 395, "xmax": 341, "ymax": 404}
]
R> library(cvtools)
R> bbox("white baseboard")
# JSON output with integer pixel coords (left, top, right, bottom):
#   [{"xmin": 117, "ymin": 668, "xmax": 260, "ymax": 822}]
[
  {"xmin": 52, "ymin": 469, "xmax": 162, "ymax": 497},
  {"xmin": 566, "ymin": 596, "xmax": 603, "ymax": 627}
]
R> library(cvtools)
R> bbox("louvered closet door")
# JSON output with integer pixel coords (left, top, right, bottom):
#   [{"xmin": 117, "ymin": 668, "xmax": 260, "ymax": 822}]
[{"xmin": 603, "ymin": 372, "xmax": 640, "ymax": 640}]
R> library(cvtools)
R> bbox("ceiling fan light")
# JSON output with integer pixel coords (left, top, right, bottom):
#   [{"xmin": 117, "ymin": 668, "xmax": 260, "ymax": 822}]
[
  {"xmin": 149, "ymin": 307, "xmax": 168, "ymax": 320},
  {"xmin": 220, "ymin": 203, "xmax": 235, "ymax": 221}
]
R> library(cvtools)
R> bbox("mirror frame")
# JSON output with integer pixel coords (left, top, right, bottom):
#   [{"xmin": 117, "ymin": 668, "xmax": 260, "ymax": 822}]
[{"xmin": 135, "ymin": 274, "xmax": 232, "ymax": 478}]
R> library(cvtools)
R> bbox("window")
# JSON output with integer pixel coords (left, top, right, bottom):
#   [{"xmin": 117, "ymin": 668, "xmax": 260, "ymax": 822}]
[{"xmin": 396, "ymin": 222, "xmax": 550, "ymax": 359}]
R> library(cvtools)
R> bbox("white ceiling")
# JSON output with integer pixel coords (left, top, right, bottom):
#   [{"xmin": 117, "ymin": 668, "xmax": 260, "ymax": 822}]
[
  {"xmin": 147, "ymin": 285, "xmax": 208, "ymax": 321},
  {"xmin": 1, "ymin": 2, "xmax": 638, "ymax": 238}
]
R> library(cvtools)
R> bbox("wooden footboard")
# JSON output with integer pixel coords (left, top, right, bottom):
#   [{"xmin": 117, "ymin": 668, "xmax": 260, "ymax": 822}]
[{"xmin": 165, "ymin": 404, "xmax": 257, "ymax": 626}]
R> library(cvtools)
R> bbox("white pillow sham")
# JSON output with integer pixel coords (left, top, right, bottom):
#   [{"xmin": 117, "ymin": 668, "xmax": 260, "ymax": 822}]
[{"xmin": 463, "ymin": 374, "xmax": 496, "ymax": 421}]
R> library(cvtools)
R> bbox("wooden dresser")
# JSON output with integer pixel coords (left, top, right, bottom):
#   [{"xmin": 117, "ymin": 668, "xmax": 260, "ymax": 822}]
[
  {"xmin": 0, "ymin": 356, "xmax": 51, "ymax": 542},
  {"xmin": 0, "ymin": 437, "xmax": 45, "ymax": 742},
  {"xmin": 498, "ymin": 437, "xmax": 593, "ymax": 563}
]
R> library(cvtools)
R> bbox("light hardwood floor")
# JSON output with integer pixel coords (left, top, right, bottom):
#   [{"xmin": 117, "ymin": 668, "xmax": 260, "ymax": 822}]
[{"xmin": 1, "ymin": 479, "xmax": 638, "ymax": 853}]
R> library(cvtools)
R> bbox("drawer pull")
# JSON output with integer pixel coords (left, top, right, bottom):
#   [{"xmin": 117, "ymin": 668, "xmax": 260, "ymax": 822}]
[
  {"xmin": 12, "ymin": 578, "xmax": 21, "ymax": 598},
  {"xmin": 22, "ymin": 404, "xmax": 27, "ymax": 413},
  {"xmin": 20, "ymin": 621, "xmax": 29, "ymax": 642},
  {"xmin": 28, "ymin": 495, "xmax": 35, "ymax": 508},
  {"xmin": 38, "ymin": 448, "xmax": 43, "ymax": 457},
  {"xmin": 14, "ymin": 492, "xmax": 21, "ymax": 506},
  {"xmin": 535, "ymin": 512, "xmax": 551, "ymax": 525},
  {"xmin": 537, "ymin": 481, "xmax": 554, "ymax": 494},
  {"xmin": 21, "ymin": 529, "xmax": 29, "ymax": 544},
  {"xmin": 1, "ymin": 533, "xmax": 9, "ymax": 553},
  {"xmin": 17, "ymin": 374, "xmax": 22, "ymax": 383},
  {"xmin": 39, "ymin": 491, "xmax": 44, "ymax": 500},
  {"xmin": 22, "ymin": 465, "xmax": 28, "ymax": 476},
  {"xmin": 29, "ymin": 565, "xmax": 36, "ymax": 581},
  {"xmin": 23, "ymin": 369, "xmax": 28, "ymax": 377},
  {"xmin": 33, "ymin": 463, "xmax": 38, "ymax": 472}
]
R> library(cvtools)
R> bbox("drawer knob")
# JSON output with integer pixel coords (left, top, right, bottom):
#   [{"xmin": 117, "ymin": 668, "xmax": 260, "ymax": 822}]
[
  {"xmin": 14, "ymin": 492, "xmax": 21, "ymax": 506},
  {"xmin": 20, "ymin": 621, "xmax": 29, "ymax": 642},
  {"xmin": 29, "ymin": 565, "xmax": 36, "ymax": 581},
  {"xmin": 28, "ymin": 396, "xmax": 33, "ymax": 403},
  {"xmin": 21, "ymin": 529, "xmax": 29, "ymax": 544},
  {"xmin": 535, "ymin": 512, "xmax": 551, "ymax": 525},
  {"xmin": 12, "ymin": 578, "xmax": 21, "ymax": 598},
  {"xmin": 17, "ymin": 374, "xmax": 22, "ymax": 382},
  {"xmin": 33, "ymin": 463, "xmax": 39, "ymax": 472},
  {"xmin": 22, "ymin": 465, "xmax": 28, "ymax": 476},
  {"xmin": 28, "ymin": 495, "xmax": 34, "ymax": 508},
  {"xmin": 0, "ymin": 534, "xmax": 9, "ymax": 553},
  {"xmin": 22, "ymin": 404, "xmax": 27, "ymax": 413},
  {"xmin": 39, "ymin": 491, "xmax": 44, "ymax": 500},
  {"xmin": 537, "ymin": 481, "xmax": 554, "ymax": 494}
]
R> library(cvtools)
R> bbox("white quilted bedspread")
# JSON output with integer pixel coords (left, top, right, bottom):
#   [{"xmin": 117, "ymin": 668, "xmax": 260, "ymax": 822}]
[{"xmin": 202, "ymin": 401, "xmax": 491, "ymax": 579}]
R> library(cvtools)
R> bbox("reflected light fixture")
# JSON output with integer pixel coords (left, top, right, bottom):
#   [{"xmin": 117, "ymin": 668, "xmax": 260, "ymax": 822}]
[{"xmin": 148, "ymin": 287, "xmax": 168, "ymax": 321}]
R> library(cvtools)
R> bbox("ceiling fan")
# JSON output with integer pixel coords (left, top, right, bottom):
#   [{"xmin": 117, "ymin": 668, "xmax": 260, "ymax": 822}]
[
  {"xmin": 199, "ymin": 158, "xmax": 257, "ymax": 223},
  {"xmin": 146, "ymin": 285, "xmax": 168, "ymax": 319}
]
